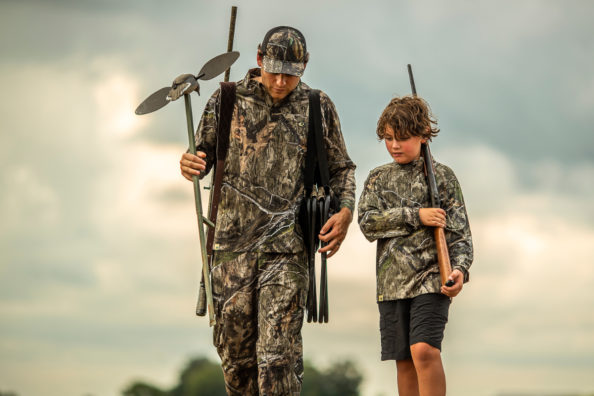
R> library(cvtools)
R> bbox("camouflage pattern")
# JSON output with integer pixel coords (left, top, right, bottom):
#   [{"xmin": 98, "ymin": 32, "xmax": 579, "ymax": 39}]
[
  {"xmin": 358, "ymin": 157, "xmax": 473, "ymax": 301},
  {"xmin": 261, "ymin": 27, "xmax": 307, "ymax": 77},
  {"xmin": 196, "ymin": 68, "xmax": 356, "ymax": 253},
  {"xmin": 211, "ymin": 251, "xmax": 307, "ymax": 396}
]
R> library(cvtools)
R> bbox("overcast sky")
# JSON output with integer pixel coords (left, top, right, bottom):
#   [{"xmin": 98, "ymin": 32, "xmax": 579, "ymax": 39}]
[{"xmin": 1, "ymin": 1, "xmax": 594, "ymax": 395}]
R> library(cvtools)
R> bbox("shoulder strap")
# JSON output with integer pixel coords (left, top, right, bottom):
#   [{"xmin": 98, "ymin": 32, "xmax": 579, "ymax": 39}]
[
  {"xmin": 206, "ymin": 81, "xmax": 236, "ymax": 254},
  {"xmin": 216, "ymin": 82, "xmax": 236, "ymax": 160},
  {"xmin": 304, "ymin": 89, "xmax": 331, "ymax": 193}
]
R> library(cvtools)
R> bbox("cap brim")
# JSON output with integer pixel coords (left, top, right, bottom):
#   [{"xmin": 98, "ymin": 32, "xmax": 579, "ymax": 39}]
[{"xmin": 262, "ymin": 56, "xmax": 304, "ymax": 77}]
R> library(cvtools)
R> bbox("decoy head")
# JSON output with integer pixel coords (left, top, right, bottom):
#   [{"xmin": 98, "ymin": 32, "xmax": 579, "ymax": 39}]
[{"xmin": 166, "ymin": 74, "xmax": 200, "ymax": 102}]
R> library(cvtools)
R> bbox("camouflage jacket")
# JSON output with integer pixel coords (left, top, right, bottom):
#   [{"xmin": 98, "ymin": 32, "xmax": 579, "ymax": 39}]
[
  {"xmin": 196, "ymin": 68, "xmax": 356, "ymax": 253},
  {"xmin": 358, "ymin": 158, "xmax": 473, "ymax": 301}
]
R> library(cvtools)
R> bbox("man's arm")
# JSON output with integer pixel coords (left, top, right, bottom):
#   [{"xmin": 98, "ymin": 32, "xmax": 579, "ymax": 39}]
[
  {"xmin": 317, "ymin": 93, "xmax": 356, "ymax": 257},
  {"xmin": 179, "ymin": 89, "xmax": 220, "ymax": 181},
  {"xmin": 319, "ymin": 92, "xmax": 356, "ymax": 211}
]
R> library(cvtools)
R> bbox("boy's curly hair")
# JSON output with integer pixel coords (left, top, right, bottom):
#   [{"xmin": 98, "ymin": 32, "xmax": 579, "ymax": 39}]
[{"xmin": 376, "ymin": 96, "xmax": 440, "ymax": 141}]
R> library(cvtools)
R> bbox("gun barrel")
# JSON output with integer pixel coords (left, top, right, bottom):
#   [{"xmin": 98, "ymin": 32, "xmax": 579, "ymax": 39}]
[
  {"xmin": 421, "ymin": 143, "xmax": 441, "ymax": 209},
  {"xmin": 407, "ymin": 64, "xmax": 417, "ymax": 96},
  {"xmin": 224, "ymin": 6, "xmax": 238, "ymax": 82}
]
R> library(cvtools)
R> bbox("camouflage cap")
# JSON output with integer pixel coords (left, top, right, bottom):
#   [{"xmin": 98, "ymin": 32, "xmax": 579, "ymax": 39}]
[{"xmin": 259, "ymin": 26, "xmax": 308, "ymax": 77}]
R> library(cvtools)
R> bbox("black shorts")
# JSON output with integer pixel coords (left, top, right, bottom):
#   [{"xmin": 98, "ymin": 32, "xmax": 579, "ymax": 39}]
[{"xmin": 378, "ymin": 293, "xmax": 451, "ymax": 361}]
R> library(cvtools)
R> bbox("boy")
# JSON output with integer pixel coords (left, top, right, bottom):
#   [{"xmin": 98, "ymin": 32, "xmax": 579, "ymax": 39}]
[{"xmin": 358, "ymin": 96, "xmax": 473, "ymax": 396}]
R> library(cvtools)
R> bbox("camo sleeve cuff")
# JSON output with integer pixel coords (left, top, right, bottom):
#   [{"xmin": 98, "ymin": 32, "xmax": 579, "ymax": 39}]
[
  {"xmin": 453, "ymin": 265, "xmax": 470, "ymax": 283},
  {"xmin": 408, "ymin": 207, "xmax": 421, "ymax": 228},
  {"xmin": 340, "ymin": 200, "xmax": 355, "ymax": 213}
]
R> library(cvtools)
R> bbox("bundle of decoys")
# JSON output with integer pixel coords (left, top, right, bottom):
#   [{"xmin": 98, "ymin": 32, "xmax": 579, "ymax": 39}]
[{"xmin": 300, "ymin": 89, "xmax": 338, "ymax": 324}]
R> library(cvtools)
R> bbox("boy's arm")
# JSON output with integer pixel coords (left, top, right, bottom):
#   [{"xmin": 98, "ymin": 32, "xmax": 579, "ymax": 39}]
[
  {"xmin": 441, "ymin": 172, "xmax": 473, "ymax": 281},
  {"xmin": 357, "ymin": 171, "xmax": 421, "ymax": 242}
]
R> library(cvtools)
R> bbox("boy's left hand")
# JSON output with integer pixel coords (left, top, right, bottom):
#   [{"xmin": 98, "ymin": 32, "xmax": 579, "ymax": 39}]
[
  {"xmin": 441, "ymin": 269, "xmax": 464, "ymax": 297},
  {"xmin": 318, "ymin": 207, "xmax": 353, "ymax": 258}
]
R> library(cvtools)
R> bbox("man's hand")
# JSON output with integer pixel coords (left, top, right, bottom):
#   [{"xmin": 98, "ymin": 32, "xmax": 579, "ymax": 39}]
[
  {"xmin": 419, "ymin": 207, "xmax": 446, "ymax": 228},
  {"xmin": 180, "ymin": 152, "xmax": 207, "ymax": 181},
  {"xmin": 440, "ymin": 269, "xmax": 464, "ymax": 297},
  {"xmin": 318, "ymin": 207, "xmax": 353, "ymax": 258}
]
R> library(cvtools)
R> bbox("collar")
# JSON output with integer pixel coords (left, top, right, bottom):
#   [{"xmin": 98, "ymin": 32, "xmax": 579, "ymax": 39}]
[
  {"xmin": 392, "ymin": 157, "xmax": 426, "ymax": 173},
  {"xmin": 240, "ymin": 67, "xmax": 305, "ymax": 106}
]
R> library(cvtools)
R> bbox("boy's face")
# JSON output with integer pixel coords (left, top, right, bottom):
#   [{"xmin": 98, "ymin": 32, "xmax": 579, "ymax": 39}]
[{"xmin": 384, "ymin": 125, "xmax": 426, "ymax": 164}]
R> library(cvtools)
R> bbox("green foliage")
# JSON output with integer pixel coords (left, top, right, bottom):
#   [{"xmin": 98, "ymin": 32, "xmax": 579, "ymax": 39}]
[
  {"xmin": 121, "ymin": 357, "xmax": 225, "ymax": 396},
  {"xmin": 122, "ymin": 381, "xmax": 168, "ymax": 396},
  {"xmin": 301, "ymin": 361, "xmax": 324, "ymax": 396},
  {"xmin": 302, "ymin": 360, "xmax": 363, "ymax": 396},
  {"xmin": 169, "ymin": 358, "xmax": 226, "ymax": 396},
  {"xmin": 122, "ymin": 356, "xmax": 363, "ymax": 396}
]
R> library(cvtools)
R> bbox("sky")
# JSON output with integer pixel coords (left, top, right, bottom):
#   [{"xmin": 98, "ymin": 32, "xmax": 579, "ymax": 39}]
[{"xmin": 1, "ymin": 0, "xmax": 594, "ymax": 395}]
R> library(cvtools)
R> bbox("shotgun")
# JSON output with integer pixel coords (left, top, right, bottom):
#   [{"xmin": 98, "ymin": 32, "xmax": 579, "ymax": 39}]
[{"xmin": 407, "ymin": 64, "xmax": 454, "ymax": 287}]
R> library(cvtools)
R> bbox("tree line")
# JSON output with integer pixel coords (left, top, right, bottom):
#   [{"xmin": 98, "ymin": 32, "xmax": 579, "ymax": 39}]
[{"xmin": 122, "ymin": 356, "xmax": 363, "ymax": 396}]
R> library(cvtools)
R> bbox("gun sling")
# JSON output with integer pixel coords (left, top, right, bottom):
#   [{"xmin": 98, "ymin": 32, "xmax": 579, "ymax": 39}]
[{"xmin": 206, "ymin": 82, "xmax": 236, "ymax": 254}]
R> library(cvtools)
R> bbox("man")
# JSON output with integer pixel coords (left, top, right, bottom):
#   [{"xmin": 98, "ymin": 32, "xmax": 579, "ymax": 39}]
[{"xmin": 179, "ymin": 26, "xmax": 356, "ymax": 395}]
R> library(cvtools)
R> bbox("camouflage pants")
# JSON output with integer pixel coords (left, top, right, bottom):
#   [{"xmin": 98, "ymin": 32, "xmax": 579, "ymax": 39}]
[{"xmin": 211, "ymin": 251, "xmax": 308, "ymax": 396}]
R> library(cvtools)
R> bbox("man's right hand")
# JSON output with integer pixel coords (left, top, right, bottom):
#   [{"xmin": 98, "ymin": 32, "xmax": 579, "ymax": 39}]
[{"xmin": 180, "ymin": 152, "xmax": 207, "ymax": 181}]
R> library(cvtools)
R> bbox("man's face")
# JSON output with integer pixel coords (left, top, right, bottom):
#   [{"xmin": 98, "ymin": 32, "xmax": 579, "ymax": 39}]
[
  {"xmin": 257, "ymin": 54, "xmax": 302, "ymax": 103},
  {"xmin": 384, "ymin": 125, "xmax": 426, "ymax": 165}
]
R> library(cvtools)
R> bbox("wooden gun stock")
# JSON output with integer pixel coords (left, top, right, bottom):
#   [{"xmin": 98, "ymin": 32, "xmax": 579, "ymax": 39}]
[{"xmin": 435, "ymin": 227, "xmax": 453, "ymax": 286}]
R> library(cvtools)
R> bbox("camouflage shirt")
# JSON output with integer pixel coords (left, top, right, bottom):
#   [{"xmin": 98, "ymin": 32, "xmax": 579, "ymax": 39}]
[
  {"xmin": 358, "ymin": 158, "xmax": 473, "ymax": 301},
  {"xmin": 196, "ymin": 68, "xmax": 356, "ymax": 253}
]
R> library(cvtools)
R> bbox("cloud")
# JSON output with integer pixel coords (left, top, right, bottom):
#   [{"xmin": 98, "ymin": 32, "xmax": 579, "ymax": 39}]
[
  {"xmin": 0, "ymin": 54, "xmax": 202, "ymax": 319},
  {"xmin": 93, "ymin": 70, "xmax": 147, "ymax": 139},
  {"xmin": 0, "ymin": 54, "xmax": 211, "ymax": 394},
  {"xmin": 2, "ymin": 1, "xmax": 594, "ymax": 395},
  {"xmin": 434, "ymin": 144, "xmax": 594, "ymax": 381}
]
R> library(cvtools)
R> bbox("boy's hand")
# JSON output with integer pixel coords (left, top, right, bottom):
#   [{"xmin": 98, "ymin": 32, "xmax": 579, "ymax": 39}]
[
  {"xmin": 419, "ymin": 208, "xmax": 446, "ymax": 228},
  {"xmin": 318, "ymin": 207, "xmax": 353, "ymax": 258},
  {"xmin": 180, "ymin": 152, "xmax": 207, "ymax": 181},
  {"xmin": 440, "ymin": 269, "xmax": 464, "ymax": 297}
]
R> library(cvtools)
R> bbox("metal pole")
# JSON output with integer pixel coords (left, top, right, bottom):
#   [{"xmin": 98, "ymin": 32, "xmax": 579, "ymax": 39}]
[{"xmin": 185, "ymin": 94, "xmax": 216, "ymax": 326}]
